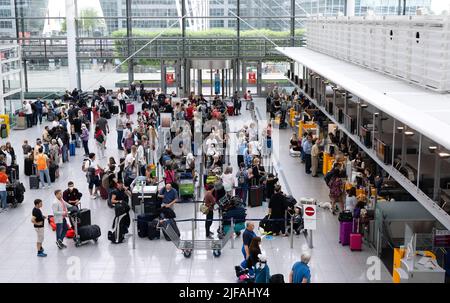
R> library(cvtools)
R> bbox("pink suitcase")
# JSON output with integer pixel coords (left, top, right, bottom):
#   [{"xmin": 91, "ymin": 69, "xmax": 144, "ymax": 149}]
[
  {"xmin": 339, "ymin": 221, "xmax": 352, "ymax": 246},
  {"xmin": 350, "ymin": 218, "xmax": 362, "ymax": 251},
  {"xmin": 126, "ymin": 103, "xmax": 134, "ymax": 115}
]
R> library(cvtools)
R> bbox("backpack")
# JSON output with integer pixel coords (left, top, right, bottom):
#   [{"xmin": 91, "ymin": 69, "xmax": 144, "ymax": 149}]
[
  {"xmin": 95, "ymin": 132, "xmax": 104, "ymax": 144},
  {"xmin": 36, "ymin": 155, "xmax": 47, "ymax": 170},
  {"xmin": 238, "ymin": 170, "xmax": 247, "ymax": 185},
  {"xmin": 82, "ymin": 159, "xmax": 91, "ymax": 173},
  {"xmin": 324, "ymin": 170, "xmax": 335, "ymax": 187}
]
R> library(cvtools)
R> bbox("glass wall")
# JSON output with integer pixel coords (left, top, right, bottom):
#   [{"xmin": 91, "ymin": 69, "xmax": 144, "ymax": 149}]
[{"xmin": 0, "ymin": 0, "xmax": 445, "ymax": 94}]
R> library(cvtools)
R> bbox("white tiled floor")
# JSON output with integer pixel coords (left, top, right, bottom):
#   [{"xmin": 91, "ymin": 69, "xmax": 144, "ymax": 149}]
[{"xmin": 0, "ymin": 98, "xmax": 391, "ymax": 283}]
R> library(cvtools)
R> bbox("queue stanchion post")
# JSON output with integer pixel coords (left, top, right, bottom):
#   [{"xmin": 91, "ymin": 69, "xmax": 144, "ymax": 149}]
[
  {"xmin": 290, "ymin": 216, "xmax": 294, "ymax": 249},
  {"xmin": 192, "ymin": 218, "xmax": 195, "ymax": 244},
  {"xmin": 231, "ymin": 218, "xmax": 235, "ymax": 249}
]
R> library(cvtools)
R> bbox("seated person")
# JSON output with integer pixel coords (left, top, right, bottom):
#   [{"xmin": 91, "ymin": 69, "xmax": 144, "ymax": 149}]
[
  {"xmin": 62, "ymin": 181, "xmax": 82, "ymax": 208},
  {"xmin": 158, "ymin": 183, "xmax": 178, "ymax": 213}
]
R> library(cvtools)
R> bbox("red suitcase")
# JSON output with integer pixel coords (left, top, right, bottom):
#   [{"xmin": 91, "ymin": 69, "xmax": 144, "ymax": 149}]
[
  {"xmin": 350, "ymin": 218, "xmax": 362, "ymax": 251},
  {"xmin": 126, "ymin": 103, "xmax": 134, "ymax": 115}
]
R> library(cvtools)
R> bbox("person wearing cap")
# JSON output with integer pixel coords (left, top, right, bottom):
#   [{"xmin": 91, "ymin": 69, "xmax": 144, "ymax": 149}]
[
  {"xmin": 63, "ymin": 181, "xmax": 82, "ymax": 209},
  {"xmin": 289, "ymin": 253, "xmax": 311, "ymax": 283}
]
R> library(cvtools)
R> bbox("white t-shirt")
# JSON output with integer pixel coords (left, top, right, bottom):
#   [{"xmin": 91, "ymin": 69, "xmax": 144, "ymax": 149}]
[
  {"xmin": 125, "ymin": 153, "xmax": 136, "ymax": 169},
  {"xmin": 221, "ymin": 173, "xmax": 236, "ymax": 192},
  {"xmin": 25, "ymin": 103, "xmax": 33, "ymax": 115},
  {"xmin": 136, "ymin": 145, "xmax": 146, "ymax": 166}
]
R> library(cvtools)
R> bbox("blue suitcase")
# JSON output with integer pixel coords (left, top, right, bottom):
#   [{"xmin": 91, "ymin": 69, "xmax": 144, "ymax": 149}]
[{"xmin": 69, "ymin": 142, "xmax": 76, "ymax": 156}]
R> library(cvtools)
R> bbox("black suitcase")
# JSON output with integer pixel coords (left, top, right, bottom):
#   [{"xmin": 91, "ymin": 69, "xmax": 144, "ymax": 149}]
[
  {"xmin": 29, "ymin": 175, "xmax": 39, "ymax": 189},
  {"xmin": 9, "ymin": 164, "xmax": 19, "ymax": 181},
  {"xmin": 269, "ymin": 274, "xmax": 285, "ymax": 283},
  {"xmin": 75, "ymin": 209, "xmax": 91, "ymax": 227},
  {"xmin": 77, "ymin": 224, "xmax": 101, "ymax": 242},
  {"xmin": 148, "ymin": 218, "xmax": 160, "ymax": 240},
  {"xmin": 161, "ymin": 218, "xmax": 180, "ymax": 241},
  {"xmin": 24, "ymin": 158, "xmax": 33, "ymax": 176},
  {"xmin": 137, "ymin": 213, "xmax": 158, "ymax": 238},
  {"xmin": 49, "ymin": 164, "xmax": 58, "ymax": 183},
  {"xmin": 248, "ymin": 185, "xmax": 263, "ymax": 207}
]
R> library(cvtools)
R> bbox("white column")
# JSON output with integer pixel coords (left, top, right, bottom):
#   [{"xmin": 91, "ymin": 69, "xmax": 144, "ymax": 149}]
[
  {"xmin": 66, "ymin": 0, "xmax": 78, "ymax": 90},
  {"xmin": 346, "ymin": 0, "xmax": 356, "ymax": 17}
]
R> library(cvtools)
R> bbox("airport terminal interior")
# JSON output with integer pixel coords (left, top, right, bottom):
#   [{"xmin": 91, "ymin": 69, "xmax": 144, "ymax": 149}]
[{"xmin": 0, "ymin": 0, "xmax": 450, "ymax": 284}]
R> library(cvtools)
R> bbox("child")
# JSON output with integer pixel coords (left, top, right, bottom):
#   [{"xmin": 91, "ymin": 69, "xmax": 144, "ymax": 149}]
[{"xmin": 31, "ymin": 199, "xmax": 47, "ymax": 257}]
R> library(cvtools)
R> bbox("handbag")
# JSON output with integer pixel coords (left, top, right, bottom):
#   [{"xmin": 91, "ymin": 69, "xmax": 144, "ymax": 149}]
[{"xmin": 200, "ymin": 203, "xmax": 209, "ymax": 215}]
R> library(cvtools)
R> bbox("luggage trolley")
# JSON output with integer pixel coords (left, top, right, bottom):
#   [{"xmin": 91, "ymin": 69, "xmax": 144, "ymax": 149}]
[{"xmin": 160, "ymin": 219, "xmax": 235, "ymax": 258}]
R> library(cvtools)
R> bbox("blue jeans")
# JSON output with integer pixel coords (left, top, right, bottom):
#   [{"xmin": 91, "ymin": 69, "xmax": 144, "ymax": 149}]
[
  {"xmin": 39, "ymin": 169, "xmax": 51, "ymax": 187},
  {"xmin": 43, "ymin": 143, "xmax": 49, "ymax": 155},
  {"xmin": 62, "ymin": 145, "xmax": 68, "ymax": 162},
  {"xmin": 37, "ymin": 110, "xmax": 43, "ymax": 124},
  {"xmin": 117, "ymin": 130, "xmax": 123, "ymax": 150},
  {"xmin": 56, "ymin": 219, "xmax": 68, "ymax": 242},
  {"xmin": 0, "ymin": 191, "xmax": 7, "ymax": 209}
]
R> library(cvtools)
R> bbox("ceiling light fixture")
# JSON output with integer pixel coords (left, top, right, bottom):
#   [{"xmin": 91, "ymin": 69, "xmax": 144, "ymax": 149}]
[{"xmin": 404, "ymin": 131, "xmax": 415, "ymax": 136}]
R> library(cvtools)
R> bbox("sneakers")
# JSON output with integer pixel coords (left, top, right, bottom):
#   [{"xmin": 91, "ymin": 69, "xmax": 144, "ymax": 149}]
[
  {"xmin": 37, "ymin": 252, "xmax": 47, "ymax": 257},
  {"xmin": 60, "ymin": 242, "xmax": 67, "ymax": 248},
  {"xmin": 206, "ymin": 235, "xmax": 214, "ymax": 240},
  {"xmin": 56, "ymin": 241, "xmax": 63, "ymax": 249}
]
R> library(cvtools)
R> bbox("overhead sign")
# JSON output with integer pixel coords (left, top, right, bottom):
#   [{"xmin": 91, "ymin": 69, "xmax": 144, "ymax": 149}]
[
  {"xmin": 248, "ymin": 72, "xmax": 256, "ymax": 84},
  {"xmin": 166, "ymin": 73, "xmax": 174, "ymax": 84}
]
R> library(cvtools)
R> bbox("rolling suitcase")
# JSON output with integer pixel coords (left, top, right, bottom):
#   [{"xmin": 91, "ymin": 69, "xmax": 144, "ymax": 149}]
[
  {"xmin": 77, "ymin": 225, "xmax": 101, "ymax": 243},
  {"xmin": 24, "ymin": 158, "xmax": 33, "ymax": 176},
  {"xmin": 339, "ymin": 221, "xmax": 352, "ymax": 246},
  {"xmin": 29, "ymin": 175, "xmax": 39, "ymax": 189},
  {"xmin": 161, "ymin": 218, "xmax": 180, "ymax": 241},
  {"xmin": 137, "ymin": 213, "xmax": 158, "ymax": 238},
  {"xmin": 69, "ymin": 142, "xmax": 76, "ymax": 156},
  {"xmin": 9, "ymin": 164, "xmax": 19, "ymax": 181},
  {"xmin": 350, "ymin": 218, "xmax": 362, "ymax": 251},
  {"xmin": 126, "ymin": 103, "xmax": 134, "ymax": 115},
  {"xmin": 74, "ymin": 208, "xmax": 91, "ymax": 228},
  {"xmin": 148, "ymin": 218, "xmax": 160, "ymax": 240},
  {"xmin": 1, "ymin": 124, "xmax": 7, "ymax": 138},
  {"xmin": 248, "ymin": 182, "xmax": 263, "ymax": 207}
]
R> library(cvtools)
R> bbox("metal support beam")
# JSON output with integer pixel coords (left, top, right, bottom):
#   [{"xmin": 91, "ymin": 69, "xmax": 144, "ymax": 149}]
[
  {"xmin": 241, "ymin": 62, "xmax": 246, "ymax": 93},
  {"xmin": 433, "ymin": 152, "xmax": 441, "ymax": 201},
  {"xmin": 392, "ymin": 119, "xmax": 396, "ymax": 166},
  {"xmin": 417, "ymin": 134, "xmax": 422, "ymax": 188},
  {"xmin": 257, "ymin": 61, "xmax": 262, "ymax": 96},
  {"xmin": 197, "ymin": 69, "xmax": 202, "ymax": 96},
  {"xmin": 291, "ymin": 0, "xmax": 295, "ymax": 47},
  {"xmin": 221, "ymin": 69, "xmax": 225, "ymax": 99},
  {"xmin": 401, "ymin": 131, "xmax": 406, "ymax": 167},
  {"xmin": 161, "ymin": 60, "xmax": 166, "ymax": 94},
  {"xmin": 126, "ymin": 0, "xmax": 134, "ymax": 85}
]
